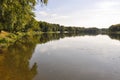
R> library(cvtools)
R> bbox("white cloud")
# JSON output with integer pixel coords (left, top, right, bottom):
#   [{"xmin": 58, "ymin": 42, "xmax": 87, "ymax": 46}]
[
  {"xmin": 35, "ymin": 0, "xmax": 120, "ymax": 28},
  {"xmin": 36, "ymin": 11, "xmax": 70, "ymax": 20},
  {"xmin": 97, "ymin": 1, "xmax": 120, "ymax": 9},
  {"xmin": 39, "ymin": 11, "xmax": 49, "ymax": 16},
  {"xmin": 36, "ymin": 8, "xmax": 120, "ymax": 28},
  {"xmin": 51, "ymin": 14, "xmax": 69, "ymax": 19}
]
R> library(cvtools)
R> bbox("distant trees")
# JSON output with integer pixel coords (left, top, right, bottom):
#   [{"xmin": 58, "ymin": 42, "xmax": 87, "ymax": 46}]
[
  {"xmin": 37, "ymin": 21, "xmax": 100, "ymax": 34},
  {"xmin": 109, "ymin": 24, "xmax": 120, "ymax": 32},
  {"xmin": 84, "ymin": 28, "xmax": 99, "ymax": 34},
  {"xmin": 39, "ymin": 21, "xmax": 53, "ymax": 32},
  {"xmin": 59, "ymin": 26, "xmax": 65, "ymax": 33}
]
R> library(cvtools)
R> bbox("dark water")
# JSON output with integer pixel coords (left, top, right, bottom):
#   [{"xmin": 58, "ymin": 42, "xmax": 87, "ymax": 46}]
[{"xmin": 0, "ymin": 33, "xmax": 120, "ymax": 80}]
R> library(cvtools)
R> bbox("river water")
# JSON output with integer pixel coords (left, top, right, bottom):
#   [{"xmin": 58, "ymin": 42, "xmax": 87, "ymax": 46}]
[{"xmin": 0, "ymin": 33, "xmax": 120, "ymax": 80}]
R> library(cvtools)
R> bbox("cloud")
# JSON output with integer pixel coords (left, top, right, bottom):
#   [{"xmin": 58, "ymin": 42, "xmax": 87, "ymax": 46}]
[
  {"xmin": 35, "ymin": 0, "xmax": 120, "ymax": 28},
  {"xmin": 39, "ymin": 11, "xmax": 49, "ymax": 16},
  {"xmin": 51, "ymin": 14, "xmax": 69, "ymax": 19},
  {"xmin": 97, "ymin": 1, "xmax": 120, "ymax": 9},
  {"xmin": 37, "ymin": 11, "xmax": 70, "ymax": 19}
]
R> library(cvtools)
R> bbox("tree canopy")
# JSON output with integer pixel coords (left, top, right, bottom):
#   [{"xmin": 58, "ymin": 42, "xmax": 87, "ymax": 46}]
[
  {"xmin": 109, "ymin": 24, "xmax": 120, "ymax": 32},
  {"xmin": 0, "ymin": 0, "xmax": 48, "ymax": 32}
]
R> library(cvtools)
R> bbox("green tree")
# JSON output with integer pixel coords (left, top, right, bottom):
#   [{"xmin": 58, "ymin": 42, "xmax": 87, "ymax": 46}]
[
  {"xmin": 109, "ymin": 24, "xmax": 120, "ymax": 32},
  {"xmin": 25, "ymin": 18, "xmax": 40, "ymax": 32},
  {"xmin": 0, "ymin": 0, "xmax": 48, "ymax": 32},
  {"xmin": 59, "ymin": 26, "xmax": 65, "ymax": 33}
]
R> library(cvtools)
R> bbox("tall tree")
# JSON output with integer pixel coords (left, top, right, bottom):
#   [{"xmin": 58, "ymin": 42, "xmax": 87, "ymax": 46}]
[{"xmin": 0, "ymin": 0, "xmax": 48, "ymax": 32}]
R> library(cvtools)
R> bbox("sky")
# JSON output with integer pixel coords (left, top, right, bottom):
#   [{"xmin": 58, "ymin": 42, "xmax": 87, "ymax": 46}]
[{"xmin": 34, "ymin": 0, "xmax": 120, "ymax": 28}]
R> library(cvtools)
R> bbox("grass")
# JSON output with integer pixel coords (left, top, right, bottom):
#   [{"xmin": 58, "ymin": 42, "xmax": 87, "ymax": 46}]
[
  {"xmin": 0, "ymin": 31, "xmax": 9, "ymax": 38},
  {"xmin": 0, "ymin": 31, "xmax": 25, "ymax": 48},
  {"xmin": 0, "ymin": 30, "xmax": 60, "ymax": 48},
  {"xmin": 0, "ymin": 31, "xmax": 13, "ymax": 48},
  {"xmin": 0, "ymin": 30, "xmax": 44, "ymax": 48}
]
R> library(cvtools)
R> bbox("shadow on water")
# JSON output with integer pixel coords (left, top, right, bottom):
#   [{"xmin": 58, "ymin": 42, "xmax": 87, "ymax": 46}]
[
  {"xmin": 0, "ymin": 33, "xmax": 117, "ymax": 80},
  {"xmin": 108, "ymin": 33, "xmax": 120, "ymax": 41},
  {"xmin": 0, "ymin": 35, "xmax": 38, "ymax": 80}
]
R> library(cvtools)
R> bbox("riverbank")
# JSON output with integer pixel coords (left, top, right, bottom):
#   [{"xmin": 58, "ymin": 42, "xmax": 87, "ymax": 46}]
[
  {"xmin": 0, "ymin": 30, "xmax": 119, "ymax": 49},
  {"xmin": 0, "ymin": 31, "xmax": 60, "ymax": 48},
  {"xmin": 0, "ymin": 31, "xmax": 22, "ymax": 48},
  {"xmin": 0, "ymin": 31, "xmax": 42, "ymax": 48}
]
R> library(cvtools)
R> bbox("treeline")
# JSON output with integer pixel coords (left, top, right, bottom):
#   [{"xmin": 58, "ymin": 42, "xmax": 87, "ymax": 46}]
[
  {"xmin": 39, "ymin": 21, "xmax": 100, "ymax": 34},
  {"xmin": 109, "ymin": 24, "xmax": 120, "ymax": 33},
  {"xmin": 0, "ymin": 16, "xmax": 101, "ymax": 34}
]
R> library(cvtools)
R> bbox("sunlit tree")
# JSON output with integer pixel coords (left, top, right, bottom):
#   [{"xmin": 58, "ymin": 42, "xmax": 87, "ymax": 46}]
[{"xmin": 0, "ymin": 0, "xmax": 48, "ymax": 32}]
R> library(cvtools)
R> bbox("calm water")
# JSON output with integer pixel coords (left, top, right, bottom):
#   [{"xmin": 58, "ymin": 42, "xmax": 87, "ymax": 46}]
[{"xmin": 0, "ymin": 34, "xmax": 120, "ymax": 80}]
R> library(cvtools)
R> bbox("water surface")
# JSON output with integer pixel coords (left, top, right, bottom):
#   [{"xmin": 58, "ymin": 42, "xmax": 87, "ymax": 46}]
[
  {"xmin": 0, "ymin": 34, "xmax": 120, "ymax": 80},
  {"xmin": 30, "ymin": 34, "xmax": 120, "ymax": 80}
]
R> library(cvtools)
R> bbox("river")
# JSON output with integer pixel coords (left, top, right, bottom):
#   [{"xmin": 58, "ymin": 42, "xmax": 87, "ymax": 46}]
[{"xmin": 0, "ymin": 33, "xmax": 120, "ymax": 80}]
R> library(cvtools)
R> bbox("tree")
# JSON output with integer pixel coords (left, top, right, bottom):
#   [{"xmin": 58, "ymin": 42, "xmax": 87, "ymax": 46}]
[
  {"xmin": 109, "ymin": 24, "xmax": 120, "ymax": 32},
  {"xmin": 25, "ymin": 18, "xmax": 40, "ymax": 32},
  {"xmin": 0, "ymin": 0, "xmax": 48, "ymax": 32},
  {"xmin": 59, "ymin": 26, "xmax": 65, "ymax": 33}
]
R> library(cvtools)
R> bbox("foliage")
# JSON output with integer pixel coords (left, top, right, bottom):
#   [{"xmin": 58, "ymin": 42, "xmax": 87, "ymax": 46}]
[
  {"xmin": 25, "ymin": 18, "xmax": 40, "ymax": 32},
  {"xmin": 84, "ymin": 28, "xmax": 99, "ymax": 34},
  {"xmin": 38, "ymin": 21, "xmax": 100, "ymax": 34},
  {"xmin": 109, "ymin": 24, "xmax": 120, "ymax": 33},
  {"xmin": 0, "ymin": 0, "xmax": 48, "ymax": 32}
]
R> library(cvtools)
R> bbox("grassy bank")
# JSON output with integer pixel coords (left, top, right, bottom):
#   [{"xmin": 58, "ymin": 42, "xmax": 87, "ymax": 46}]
[
  {"xmin": 0, "ymin": 31, "xmax": 44, "ymax": 48},
  {"xmin": 0, "ymin": 31, "xmax": 23, "ymax": 48}
]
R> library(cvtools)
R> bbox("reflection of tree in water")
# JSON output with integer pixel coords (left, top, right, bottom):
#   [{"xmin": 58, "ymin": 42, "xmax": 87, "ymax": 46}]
[
  {"xmin": 0, "ymin": 33, "xmax": 99, "ymax": 80},
  {"xmin": 39, "ymin": 33, "xmax": 98, "ymax": 44},
  {"xmin": 0, "ymin": 35, "xmax": 38, "ymax": 80},
  {"xmin": 108, "ymin": 34, "xmax": 120, "ymax": 41}
]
